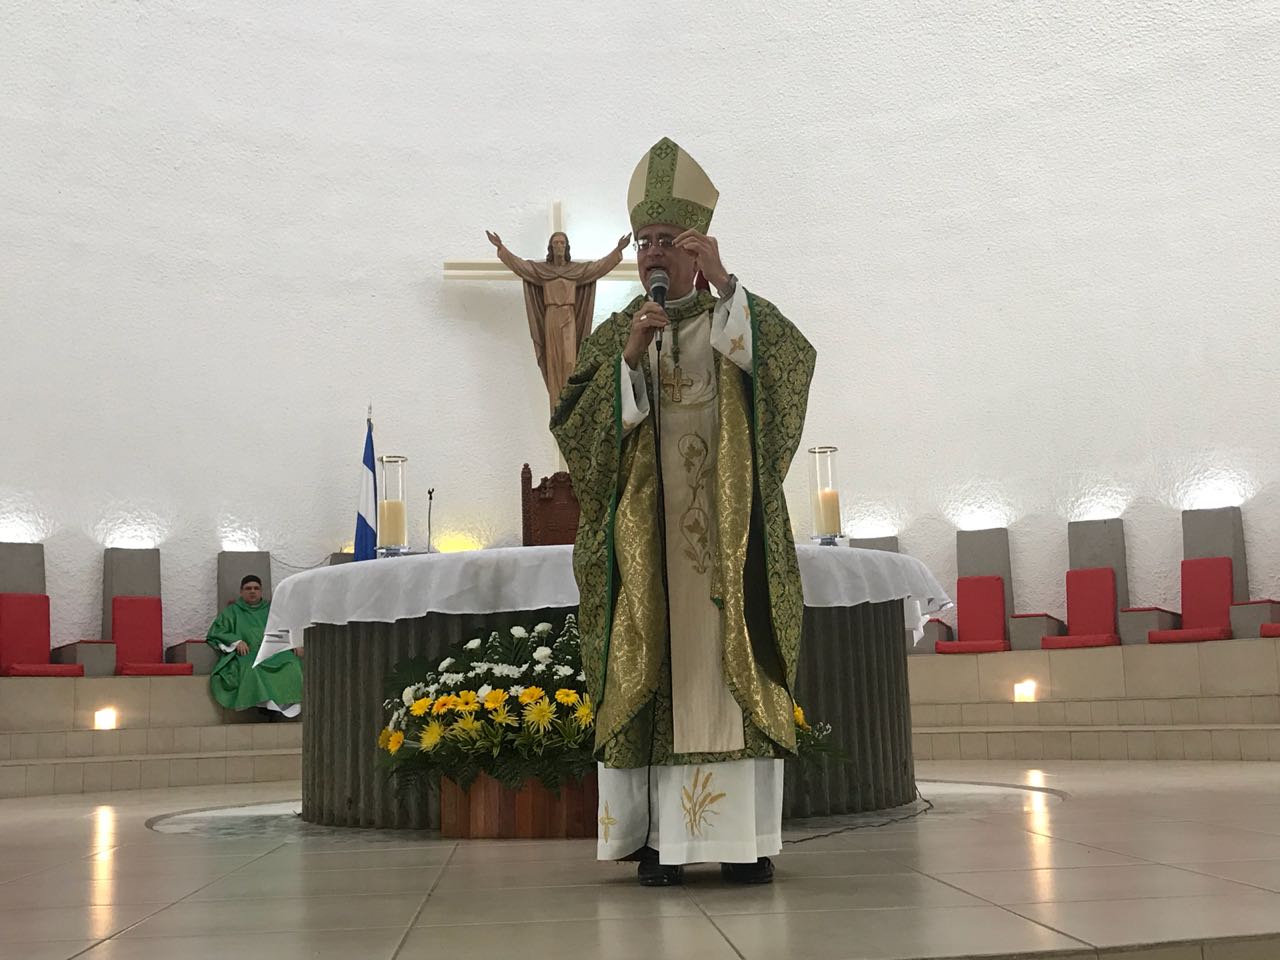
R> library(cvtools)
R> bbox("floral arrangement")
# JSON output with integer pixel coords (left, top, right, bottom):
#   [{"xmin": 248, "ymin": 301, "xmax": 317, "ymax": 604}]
[
  {"xmin": 379, "ymin": 616, "xmax": 596, "ymax": 792},
  {"xmin": 379, "ymin": 614, "xmax": 835, "ymax": 795}
]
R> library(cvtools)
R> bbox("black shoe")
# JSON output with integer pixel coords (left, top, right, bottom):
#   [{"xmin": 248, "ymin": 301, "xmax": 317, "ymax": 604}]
[
  {"xmin": 637, "ymin": 846, "xmax": 684, "ymax": 886},
  {"xmin": 721, "ymin": 857, "xmax": 774, "ymax": 884}
]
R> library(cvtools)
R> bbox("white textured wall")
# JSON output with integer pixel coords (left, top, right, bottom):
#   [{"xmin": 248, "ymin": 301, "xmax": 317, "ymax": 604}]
[{"xmin": 2, "ymin": 1, "xmax": 1278, "ymax": 645}]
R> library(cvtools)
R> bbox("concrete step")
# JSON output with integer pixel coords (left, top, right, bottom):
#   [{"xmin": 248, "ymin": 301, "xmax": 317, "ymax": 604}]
[
  {"xmin": 1, "ymin": 747, "xmax": 301, "ymax": 798},
  {"xmin": 913, "ymin": 694, "xmax": 1280, "ymax": 729},
  {"xmin": 914, "ymin": 723, "xmax": 1280, "ymax": 762},
  {"xmin": 0, "ymin": 722, "xmax": 301, "ymax": 763}
]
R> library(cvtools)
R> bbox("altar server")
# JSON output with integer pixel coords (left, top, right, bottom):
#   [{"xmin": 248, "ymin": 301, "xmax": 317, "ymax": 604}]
[
  {"xmin": 207, "ymin": 575, "xmax": 303, "ymax": 720},
  {"xmin": 552, "ymin": 138, "xmax": 816, "ymax": 885}
]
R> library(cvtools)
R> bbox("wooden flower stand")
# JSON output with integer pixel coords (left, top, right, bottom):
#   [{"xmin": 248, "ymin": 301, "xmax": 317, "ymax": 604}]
[{"xmin": 439, "ymin": 772, "xmax": 599, "ymax": 839}]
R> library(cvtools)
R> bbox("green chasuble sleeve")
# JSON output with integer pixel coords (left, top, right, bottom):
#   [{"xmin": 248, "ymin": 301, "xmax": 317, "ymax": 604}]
[
  {"xmin": 206, "ymin": 599, "xmax": 303, "ymax": 712},
  {"xmin": 551, "ymin": 288, "xmax": 816, "ymax": 766}
]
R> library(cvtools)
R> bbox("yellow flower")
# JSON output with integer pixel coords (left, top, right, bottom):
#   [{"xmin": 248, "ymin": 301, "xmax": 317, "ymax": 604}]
[
  {"xmin": 388, "ymin": 730, "xmax": 405, "ymax": 754},
  {"xmin": 376, "ymin": 727, "xmax": 392, "ymax": 749},
  {"xmin": 523, "ymin": 697, "xmax": 555, "ymax": 734},
  {"xmin": 432, "ymin": 695, "xmax": 457, "ymax": 716},
  {"xmin": 518, "ymin": 686, "xmax": 545, "ymax": 705},
  {"xmin": 483, "ymin": 689, "xmax": 509, "ymax": 710},
  {"xmin": 574, "ymin": 694, "xmax": 594, "ymax": 730},
  {"xmin": 451, "ymin": 713, "xmax": 482, "ymax": 737},
  {"xmin": 454, "ymin": 690, "xmax": 480, "ymax": 713},
  {"xmin": 409, "ymin": 697, "xmax": 432, "ymax": 717},
  {"xmin": 555, "ymin": 688, "xmax": 580, "ymax": 706},
  {"xmin": 793, "ymin": 703, "xmax": 811, "ymax": 731},
  {"xmin": 419, "ymin": 720, "xmax": 445, "ymax": 751},
  {"xmin": 489, "ymin": 703, "xmax": 518, "ymax": 727}
]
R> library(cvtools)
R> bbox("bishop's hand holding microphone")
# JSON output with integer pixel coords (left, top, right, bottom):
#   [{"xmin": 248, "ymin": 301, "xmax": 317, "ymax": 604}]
[{"xmin": 622, "ymin": 268, "xmax": 670, "ymax": 369}]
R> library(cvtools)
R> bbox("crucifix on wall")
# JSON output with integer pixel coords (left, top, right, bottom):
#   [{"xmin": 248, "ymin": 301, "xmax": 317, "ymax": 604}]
[{"xmin": 443, "ymin": 201, "xmax": 640, "ymax": 412}]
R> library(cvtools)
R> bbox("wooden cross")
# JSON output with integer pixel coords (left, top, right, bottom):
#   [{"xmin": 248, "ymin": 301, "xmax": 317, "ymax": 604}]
[
  {"xmin": 443, "ymin": 201, "xmax": 640, "ymax": 282},
  {"xmin": 662, "ymin": 364, "xmax": 694, "ymax": 403}
]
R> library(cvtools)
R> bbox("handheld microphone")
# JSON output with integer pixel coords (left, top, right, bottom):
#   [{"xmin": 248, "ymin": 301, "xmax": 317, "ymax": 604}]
[{"xmin": 647, "ymin": 269, "xmax": 670, "ymax": 350}]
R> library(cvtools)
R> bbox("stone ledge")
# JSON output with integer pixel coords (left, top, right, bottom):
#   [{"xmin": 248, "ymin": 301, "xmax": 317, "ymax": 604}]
[
  {"xmin": 914, "ymin": 726, "xmax": 1280, "ymax": 762},
  {"xmin": 913, "ymin": 694, "xmax": 1280, "ymax": 728},
  {"xmin": 0, "ymin": 748, "xmax": 302, "ymax": 798},
  {"xmin": 0, "ymin": 721, "xmax": 302, "ymax": 761},
  {"xmin": 0, "ymin": 747, "xmax": 300, "ymax": 767}
]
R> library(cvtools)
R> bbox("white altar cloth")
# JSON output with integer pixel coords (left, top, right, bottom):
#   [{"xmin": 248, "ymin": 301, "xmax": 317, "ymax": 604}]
[{"xmin": 256, "ymin": 544, "xmax": 950, "ymax": 664}]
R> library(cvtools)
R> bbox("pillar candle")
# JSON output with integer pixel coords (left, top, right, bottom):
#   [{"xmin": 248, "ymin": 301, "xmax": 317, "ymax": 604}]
[
  {"xmin": 813, "ymin": 488, "xmax": 841, "ymax": 536},
  {"xmin": 378, "ymin": 500, "xmax": 408, "ymax": 548}
]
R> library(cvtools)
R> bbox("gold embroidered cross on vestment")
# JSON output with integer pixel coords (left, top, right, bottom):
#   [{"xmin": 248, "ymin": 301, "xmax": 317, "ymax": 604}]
[{"xmin": 662, "ymin": 365, "xmax": 695, "ymax": 403}]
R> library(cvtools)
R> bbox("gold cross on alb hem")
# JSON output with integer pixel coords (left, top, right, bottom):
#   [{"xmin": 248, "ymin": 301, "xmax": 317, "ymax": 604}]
[
  {"xmin": 598, "ymin": 801, "xmax": 617, "ymax": 842},
  {"xmin": 662, "ymin": 364, "xmax": 694, "ymax": 403}
]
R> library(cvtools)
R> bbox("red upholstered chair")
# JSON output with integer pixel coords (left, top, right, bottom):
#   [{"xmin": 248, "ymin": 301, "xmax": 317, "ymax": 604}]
[
  {"xmin": 112, "ymin": 596, "xmax": 193, "ymax": 676},
  {"xmin": 0, "ymin": 593, "xmax": 84, "ymax": 677},
  {"xmin": 1042, "ymin": 568, "xmax": 1121, "ymax": 649},
  {"xmin": 1261, "ymin": 623, "xmax": 1280, "ymax": 638},
  {"xmin": 1148, "ymin": 557, "xmax": 1234, "ymax": 644},
  {"xmin": 936, "ymin": 576, "xmax": 1010, "ymax": 654}
]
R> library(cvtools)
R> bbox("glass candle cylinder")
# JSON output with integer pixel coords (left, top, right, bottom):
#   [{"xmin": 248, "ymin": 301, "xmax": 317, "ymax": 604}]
[
  {"xmin": 377, "ymin": 455, "xmax": 409, "ymax": 553},
  {"xmin": 808, "ymin": 446, "xmax": 842, "ymax": 538}
]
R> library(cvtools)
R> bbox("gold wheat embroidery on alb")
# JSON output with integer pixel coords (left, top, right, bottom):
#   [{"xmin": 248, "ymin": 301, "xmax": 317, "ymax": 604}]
[{"xmin": 681, "ymin": 767, "xmax": 726, "ymax": 837}]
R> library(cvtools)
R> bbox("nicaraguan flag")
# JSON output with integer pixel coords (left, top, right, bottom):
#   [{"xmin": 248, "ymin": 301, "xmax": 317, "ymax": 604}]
[{"xmin": 354, "ymin": 416, "xmax": 377, "ymax": 560}]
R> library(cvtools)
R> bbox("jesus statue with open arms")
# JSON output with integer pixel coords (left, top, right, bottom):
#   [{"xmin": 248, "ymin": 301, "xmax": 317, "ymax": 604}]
[{"xmin": 551, "ymin": 137, "xmax": 816, "ymax": 886}]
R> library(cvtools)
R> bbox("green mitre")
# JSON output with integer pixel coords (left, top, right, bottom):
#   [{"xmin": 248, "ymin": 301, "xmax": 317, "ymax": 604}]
[{"xmin": 627, "ymin": 137, "xmax": 720, "ymax": 234}]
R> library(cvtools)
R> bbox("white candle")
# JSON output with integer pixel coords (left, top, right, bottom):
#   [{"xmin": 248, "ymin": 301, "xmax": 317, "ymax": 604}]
[
  {"xmin": 813, "ymin": 488, "xmax": 841, "ymax": 536},
  {"xmin": 378, "ymin": 500, "xmax": 408, "ymax": 548}
]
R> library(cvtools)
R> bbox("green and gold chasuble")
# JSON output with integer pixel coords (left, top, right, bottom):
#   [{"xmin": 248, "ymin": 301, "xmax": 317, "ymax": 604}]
[{"xmin": 551, "ymin": 288, "xmax": 815, "ymax": 770}]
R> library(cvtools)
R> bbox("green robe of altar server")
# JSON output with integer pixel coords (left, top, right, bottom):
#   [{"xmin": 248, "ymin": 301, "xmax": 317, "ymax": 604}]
[{"xmin": 206, "ymin": 599, "xmax": 303, "ymax": 713}]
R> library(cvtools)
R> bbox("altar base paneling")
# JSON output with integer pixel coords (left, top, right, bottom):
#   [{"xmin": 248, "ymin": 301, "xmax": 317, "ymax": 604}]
[{"xmin": 303, "ymin": 599, "xmax": 916, "ymax": 828}]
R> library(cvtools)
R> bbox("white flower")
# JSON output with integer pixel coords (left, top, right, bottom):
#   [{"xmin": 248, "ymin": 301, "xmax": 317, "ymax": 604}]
[
  {"xmin": 464, "ymin": 638, "xmax": 481, "ymax": 650},
  {"xmin": 477, "ymin": 684, "xmax": 493, "ymax": 699},
  {"xmin": 402, "ymin": 686, "xmax": 415, "ymax": 707},
  {"xmin": 510, "ymin": 626, "xmax": 529, "ymax": 639},
  {"xmin": 533, "ymin": 663, "xmax": 547, "ymax": 673},
  {"xmin": 509, "ymin": 685, "xmax": 525, "ymax": 697},
  {"xmin": 554, "ymin": 665, "xmax": 574, "ymax": 678},
  {"xmin": 438, "ymin": 657, "xmax": 455, "ymax": 671},
  {"xmin": 534, "ymin": 622, "xmax": 552, "ymax": 635},
  {"xmin": 532, "ymin": 646, "xmax": 553, "ymax": 663},
  {"xmin": 427, "ymin": 684, "xmax": 439, "ymax": 696},
  {"xmin": 577, "ymin": 672, "xmax": 586, "ymax": 682},
  {"xmin": 441, "ymin": 672, "xmax": 465, "ymax": 685}
]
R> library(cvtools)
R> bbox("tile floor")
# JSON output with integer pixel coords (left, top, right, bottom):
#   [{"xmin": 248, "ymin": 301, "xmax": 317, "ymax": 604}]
[{"xmin": 2, "ymin": 762, "xmax": 1280, "ymax": 959}]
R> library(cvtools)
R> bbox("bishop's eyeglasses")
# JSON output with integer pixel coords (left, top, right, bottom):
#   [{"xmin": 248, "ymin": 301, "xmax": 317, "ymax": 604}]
[{"xmin": 633, "ymin": 236, "xmax": 678, "ymax": 253}]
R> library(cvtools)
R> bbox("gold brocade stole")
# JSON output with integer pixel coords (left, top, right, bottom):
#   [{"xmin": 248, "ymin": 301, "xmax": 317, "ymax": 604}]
[
  {"xmin": 711, "ymin": 353, "xmax": 797, "ymax": 752},
  {"xmin": 594, "ymin": 347, "xmax": 796, "ymax": 754}
]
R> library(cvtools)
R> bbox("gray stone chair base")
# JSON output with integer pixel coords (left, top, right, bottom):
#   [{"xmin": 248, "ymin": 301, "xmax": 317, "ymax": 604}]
[{"xmin": 51, "ymin": 642, "xmax": 116, "ymax": 677}]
